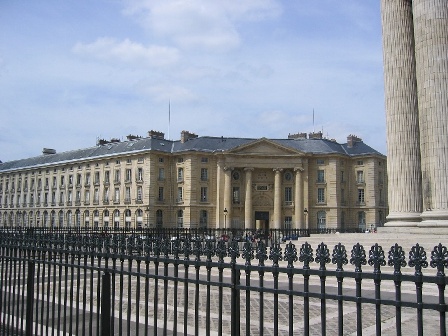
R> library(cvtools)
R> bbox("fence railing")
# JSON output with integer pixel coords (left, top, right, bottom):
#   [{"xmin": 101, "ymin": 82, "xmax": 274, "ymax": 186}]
[{"xmin": 0, "ymin": 228, "xmax": 446, "ymax": 335}]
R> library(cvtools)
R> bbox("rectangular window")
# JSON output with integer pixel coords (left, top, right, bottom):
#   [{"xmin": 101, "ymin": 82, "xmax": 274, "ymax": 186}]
[
  {"xmin": 85, "ymin": 190, "xmax": 90, "ymax": 202},
  {"xmin": 317, "ymin": 188, "xmax": 325, "ymax": 203},
  {"xmin": 317, "ymin": 170, "xmax": 325, "ymax": 183},
  {"xmin": 158, "ymin": 168, "xmax": 165, "ymax": 181},
  {"xmin": 284, "ymin": 216, "xmax": 292, "ymax": 229},
  {"xmin": 285, "ymin": 187, "xmax": 292, "ymax": 204},
  {"xmin": 201, "ymin": 168, "xmax": 208, "ymax": 181},
  {"xmin": 104, "ymin": 187, "xmax": 109, "ymax": 202},
  {"xmin": 177, "ymin": 168, "xmax": 183, "ymax": 182},
  {"xmin": 137, "ymin": 168, "xmax": 143, "ymax": 181},
  {"xmin": 177, "ymin": 187, "xmax": 183, "ymax": 202},
  {"xmin": 137, "ymin": 186, "xmax": 143, "ymax": 201},
  {"xmin": 358, "ymin": 189, "xmax": 365, "ymax": 204},
  {"xmin": 85, "ymin": 173, "xmax": 91, "ymax": 185},
  {"xmin": 125, "ymin": 187, "xmax": 131, "ymax": 202},
  {"xmin": 233, "ymin": 187, "xmax": 240, "ymax": 204},
  {"xmin": 94, "ymin": 172, "xmax": 100, "ymax": 184},
  {"xmin": 201, "ymin": 187, "xmax": 208, "ymax": 202},
  {"xmin": 158, "ymin": 187, "xmax": 164, "ymax": 202},
  {"xmin": 104, "ymin": 171, "xmax": 110, "ymax": 184},
  {"xmin": 341, "ymin": 171, "xmax": 345, "ymax": 183},
  {"xmin": 76, "ymin": 174, "xmax": 82, "ymax": 186},
  {"xmin": 357, "ymin": 171, "xmax": 364, "ymax": 183},
  {"xmin": 126, "ymin": 169, "xmax": 132, "ymax": 182},
  {"xmin": 94, "ymin": 189, "xmax": 99, "ymax": 203},
  {"xmin": 114, "ymin": 170, "xmax": 120, "ymax": 183},
  {"xmin": 317, "ymin": 159, "xmax": 325, "ymax": 165},
  {"xmin": 201, "ymin": 157, "xmax": 208, "ymax": 163},
  {"xmin": 114, "ymin": 188, "xmax": 120, "ymax": 203}
]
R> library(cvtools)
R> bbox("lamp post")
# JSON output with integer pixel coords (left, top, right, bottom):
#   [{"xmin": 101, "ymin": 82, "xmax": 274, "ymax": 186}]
[
  {"xmin": 145, "ymin": 206, "xmax": 150, "ymax": 230},
  {"xmin": 303, "ymin": 208, "xmax": 308, "ymax": 229},
  {"xmin": 223, "ymin": 208, "xmax": 228, "ymax": 230}
]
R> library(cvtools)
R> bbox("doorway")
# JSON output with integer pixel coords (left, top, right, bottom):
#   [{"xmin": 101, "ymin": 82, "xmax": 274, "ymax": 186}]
[{"xmin": 255, "ymin": 211, "xmax": 269, "ymax": 230}]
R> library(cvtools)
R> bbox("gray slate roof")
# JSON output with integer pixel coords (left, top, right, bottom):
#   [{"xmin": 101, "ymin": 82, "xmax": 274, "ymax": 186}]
[{"xmin": 0, "ymin": 136, "xmax": 384, "ymax": 172}]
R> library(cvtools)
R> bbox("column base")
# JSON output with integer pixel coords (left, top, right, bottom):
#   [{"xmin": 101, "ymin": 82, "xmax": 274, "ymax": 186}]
[
  {"xmin": 419, "ymin": 210, "xmax": 448, "ymax": 227},
  {"xmin": 384, "ymin": 212, "xmax": 421, "ymax": 227}
]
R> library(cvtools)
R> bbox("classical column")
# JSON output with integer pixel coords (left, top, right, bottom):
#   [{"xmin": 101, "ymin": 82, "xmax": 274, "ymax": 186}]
[
  {"xmin": 294, "ymin": 167, "xmax": 304, "ymax": 229},
  {"xmin": 413, "ymin": 0, "xmax": 448, "ymax": 226},
  {"xmin": 381, "ymin": 0, "xmax": 423, "ymax": 226},
  {"xmin": 244, "ymin": 168, "xmax": 254, "ymax": 229},
  {"xmin": 215, "ymin": 161, "xmax": 224, "ymax": 228},
  {"xmin": 273, "ymin": 168, "xmax": 283, "ymax": 229},
  {"xmin": 223, "ymin": 167, "xmax": 232, "ymax": 229}
]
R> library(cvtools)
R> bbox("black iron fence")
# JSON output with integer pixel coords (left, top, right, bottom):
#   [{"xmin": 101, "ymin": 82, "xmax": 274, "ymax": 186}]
[{"xmin": 0, "ymin": 228, "xmax": 446, "ymax": 335}]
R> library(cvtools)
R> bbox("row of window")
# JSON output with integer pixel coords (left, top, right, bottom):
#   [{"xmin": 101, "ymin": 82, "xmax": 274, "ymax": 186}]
[
  {"xmin": 0, "ymin": 208, "xmax": 210, "ymax": 228},
  {"xmin": 1, "ymin": 185, "xmax": 144, "ymax": 208},
  {"xmin": 0, "ymin": 168, "xmax": 145, "ymax": 194}
]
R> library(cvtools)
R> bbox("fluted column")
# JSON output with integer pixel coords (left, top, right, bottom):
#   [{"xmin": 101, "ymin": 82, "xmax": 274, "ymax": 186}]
[
  {"xmin": 294, "ymin": 167, "xmax": 304, "ymax": 229},
  {"xmin": 381, "ymin": 0, "xmax": 423, "ymax": 226},
  {"xmin": 215, "ymin": 161, "xmax": 224, "ymax": 228},
  {"xmin": 223, "ymin": 167, "xmax": 232, "ymax": 229},
  {"xmin": 244, "ymin": 168, "xmax": 254, "ymax": 229},
  {"xmin": 413, "ymin": 0, "xmax": 448, "ymax": 226},
  {"xmin": 273, "ymin": 168, "xmax": 283, "ymax": 229}
]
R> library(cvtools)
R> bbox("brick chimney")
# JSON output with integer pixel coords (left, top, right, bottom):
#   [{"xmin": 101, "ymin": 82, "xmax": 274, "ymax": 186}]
[
  {"xmin": 308, "ymin": 131, "xmax": 323, "ymax": 139},
  {"xmin": 147, "ymin": 130, "xmax": 165, "ymax": 140},
  {"xmin": 347, "ymin": 134, "xmax": 362, "ymax": 148},
  {"xmin": 181, "ymin": 130, "xmax": 198, "ymax": 143}
]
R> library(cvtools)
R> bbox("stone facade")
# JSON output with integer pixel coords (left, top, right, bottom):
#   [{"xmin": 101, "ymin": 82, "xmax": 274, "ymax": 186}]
[
  {"xmin": 0, "ymin": 132, "xmax": 387, "ymax": 231},
  {"xmin": 380, "ymin": 0, "xmax": 448, "ymax": 228}
]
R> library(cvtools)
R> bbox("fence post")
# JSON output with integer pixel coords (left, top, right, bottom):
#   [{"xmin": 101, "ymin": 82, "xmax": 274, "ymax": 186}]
[
  {"xmin": 100, "ymin": 271, "xmax": 111, "ymax": 336},
  {"xmin": 25, "ymin": 261, "xmax": 35, "ymax": 336}
]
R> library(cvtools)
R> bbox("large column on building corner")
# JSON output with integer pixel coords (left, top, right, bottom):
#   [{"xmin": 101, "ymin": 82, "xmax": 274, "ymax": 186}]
[
  {"xmin": 244, "ymin": 168, "xmax": 254, "ymax": 229},
  {"xmin": 273, "ymin": 168, "xmax": 283, "ymax": 229},
  {"xmin": 294, "ymin": 167, "xmax": 304, "ymax": 229},
  {"xmin": 381, "ymin": 0, "xmax": 423, "ymax": 226},
  {"xmin": 412, "ymin": 0, "xmax": 448, "ymax": 226},
  {"xmin": 223, "ymin": 167, "xmax": 232, "ymax": 229}
]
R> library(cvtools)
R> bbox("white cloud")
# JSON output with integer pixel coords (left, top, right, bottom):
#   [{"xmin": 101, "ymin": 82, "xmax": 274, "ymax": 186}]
[
  {"xmin": 123, "ymin": 0, "xmax": 282, "ymax": 52},
  {"xmin": 72, "ymin": 38, "xmax": 179, "ymax": 66},
  {"xmin": 139, "ymin": 84, "xmax": 198, "ymax": 103}
]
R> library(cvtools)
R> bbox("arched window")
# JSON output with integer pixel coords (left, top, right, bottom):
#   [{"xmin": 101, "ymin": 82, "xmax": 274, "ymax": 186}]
[
  {"xmin": 67, "ymin": 210, "xmax": 72, "ymax": 227},
  {"xmin": 103, "ymin": 210, "xmax": 110, "ymax": 228},
  {"xmin": 135, "ymin": 209, "xmax": 143, "ymax": 229},
  {"xmin": 156, "ymin": 210, "xmax": 163, "ymax": 228},
  {"xmin": 51, "ymin": 211, "xmax": 56, "ymax": 227},
  {"xmin": 93, "ymin": 210, "xmax": 99, "ymax": 228},
  {"xmin": 199, "ymin": 210, "xmax": 208, "ymax": 228},
  {"xmin": 177, "ymin": 210, "xmax": 183, "ymax": 228},
  {"xmin": 114, "ymin": 210, "xmax": 120, "ymax": 228},
  {"xmin": 317, "ymin": 211, "xmax": 326, "ymax": 230},
  {"xmin": 75, "ymin": 210, "xmax": 81, "ymax": 227},
  {"xmin": 358, "ymin": 211, "xmax": 366, "ymax": 231},
  {"xmin": 84, "ymin": 210, "xmax": 90, "ymax": 227},
  {"xmin": 43, "ymin": 211, "xmax": 48, "ymax": 227},
  {"xmin": 125, "ymin": 209, "xmax": 131, "ymax": 229},
  {"xmin": 28, "ymin": 211, "xmax": 33, "ymax": 227},
  {"xmin": 36, "ymin": 211, "xmax": 41, "ymax": 227},
  {"xmin": 58, "ymin": 210, "xmax": 64, "ymax": 227}
]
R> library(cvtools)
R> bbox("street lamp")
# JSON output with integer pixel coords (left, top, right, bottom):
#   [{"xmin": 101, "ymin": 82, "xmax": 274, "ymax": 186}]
[
  {"xmin": 145, "ymin": 206, "xmax": 150, "ymax": 230},
  {"xmin": 303, "ymin": 208, "xmax": 308, "ymax": 228},
  {"xmin": 223, "ymin": 208, "xmax": 228, "ymax": 229}
]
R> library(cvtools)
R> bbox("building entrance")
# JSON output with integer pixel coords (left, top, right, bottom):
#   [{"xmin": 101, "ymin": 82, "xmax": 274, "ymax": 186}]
[{"xmin": 255, "ymin": 211, "xmax": 269, "ymax": 230}]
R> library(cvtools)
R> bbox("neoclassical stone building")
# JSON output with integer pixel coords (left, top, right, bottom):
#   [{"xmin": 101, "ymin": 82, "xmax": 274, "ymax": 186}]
[{"xmin": 0, "ymin": 130, "xmax": 387, "ymax": 231}]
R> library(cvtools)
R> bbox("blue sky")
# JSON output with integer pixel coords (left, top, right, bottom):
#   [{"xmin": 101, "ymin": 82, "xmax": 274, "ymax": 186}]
[{"xmin": 0, "ymin": 0, "xmax": 386, "ymax": 162}]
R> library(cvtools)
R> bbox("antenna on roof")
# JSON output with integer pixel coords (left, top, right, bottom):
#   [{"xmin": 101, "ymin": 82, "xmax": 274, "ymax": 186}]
[
  {"xmin": 313, "ymin": 109, "xmax": 315, "ymax": 132},
  {"xmin": 168, "ymin": 99, "xmax": 171, "ymax": 140}
]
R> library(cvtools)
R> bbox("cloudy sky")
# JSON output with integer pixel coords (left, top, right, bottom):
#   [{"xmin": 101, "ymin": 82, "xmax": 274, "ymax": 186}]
[{"xmin": 0, "ymin": 0, "xmax": 386, "ymax": 162}]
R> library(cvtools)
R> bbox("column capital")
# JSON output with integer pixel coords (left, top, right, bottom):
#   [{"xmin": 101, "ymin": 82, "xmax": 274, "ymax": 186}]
[
  {"xmin": 223, "ymin": 166, "xmax": 234, "ymax": 172},
  {"xmin": 244, "ymin": 167, "xmax": 254, "ymax": 172},
  {"xmin": 294, "ymin": 166, "xmax": 304, "ymax": 173},
  {"xmin": 273, "ymin": 168, "xmax": 283, "ymax": 173}
]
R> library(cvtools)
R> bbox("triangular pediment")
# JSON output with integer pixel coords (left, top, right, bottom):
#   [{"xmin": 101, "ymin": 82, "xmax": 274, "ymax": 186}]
[{"xmin": 228, "ymin": 138, "xmax": 303, "ymax": 156}]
